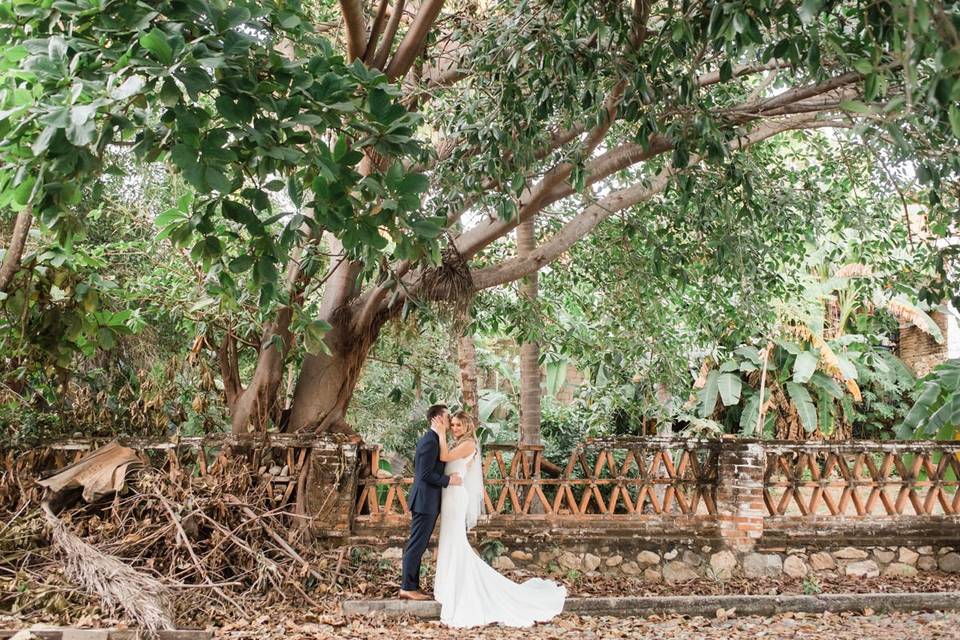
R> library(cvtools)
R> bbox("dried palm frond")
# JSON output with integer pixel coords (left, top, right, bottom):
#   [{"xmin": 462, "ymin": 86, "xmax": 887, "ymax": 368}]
[
  {"xmin": 692, "ymin": 359, "xmax": 711, "ymax": 389},
  {"xmin": 886, "ymin": 299, "xmax": 945, "ymax": 343},
  {"xmin": 834, "ymin": 263, "xmax": 874, "ymax": 278},
  {"xmin": 782, "ymin": 323, "xmax": 862, "ymax": 402},
  {"xmin": 45, "ymin": 510, "xmax": 173, "ymax": 631}
]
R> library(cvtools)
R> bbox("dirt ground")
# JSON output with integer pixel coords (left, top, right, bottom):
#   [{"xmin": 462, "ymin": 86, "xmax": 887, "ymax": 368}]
[{"xmin": 214, "ymin": 610, "xmax": 960, "ymax": 639}]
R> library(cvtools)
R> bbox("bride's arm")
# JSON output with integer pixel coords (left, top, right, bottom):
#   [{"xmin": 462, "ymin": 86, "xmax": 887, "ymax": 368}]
[
  {"xmin": 440, "ymin": 439, "xmax": 476, "ymax": 462},
  {"xmin": 432, "ymin": 417, "xmax": 477, "ymax": 461}
]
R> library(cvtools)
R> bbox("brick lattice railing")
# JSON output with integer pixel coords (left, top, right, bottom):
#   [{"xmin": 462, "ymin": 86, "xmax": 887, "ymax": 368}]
[
  {"xmin": 762, "ymin": 441, "xmax": 960, "ymax": 517},
  {"xmin": 355, "ymin": 438, "xmax": 721, "ymax": 520},
  {"xmin": 353, "ymin": 437, "xmax": 960, "ymax": 548}
]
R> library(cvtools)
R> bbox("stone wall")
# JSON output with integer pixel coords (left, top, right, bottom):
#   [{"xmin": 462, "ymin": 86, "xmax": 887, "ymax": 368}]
[{"xmin": 375, "ymin": 537, "xmax": 960, "ymax": 584}]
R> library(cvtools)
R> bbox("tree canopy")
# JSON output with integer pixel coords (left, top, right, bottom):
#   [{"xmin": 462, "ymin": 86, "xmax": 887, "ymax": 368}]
[{"xmin": 1, "ymin": 0, "xmax": 958, "ymax": 438}]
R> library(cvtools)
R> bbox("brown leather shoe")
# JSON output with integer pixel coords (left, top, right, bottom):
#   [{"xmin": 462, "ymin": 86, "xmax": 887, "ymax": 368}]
[{"xmin": 399, "ymin": 589, "xmax": 432, "ymax": 601}]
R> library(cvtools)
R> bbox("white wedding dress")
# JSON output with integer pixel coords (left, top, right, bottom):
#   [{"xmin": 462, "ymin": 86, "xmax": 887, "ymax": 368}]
[{"xmin": 433, "ymin": 449, "xmax": 566, "ymax": 628}]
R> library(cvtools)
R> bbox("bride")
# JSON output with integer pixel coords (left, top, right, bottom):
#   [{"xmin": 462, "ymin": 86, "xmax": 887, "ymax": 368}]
[{"xmin": 430, "ymin": 410, "xmax": 566, "ymax": 628}]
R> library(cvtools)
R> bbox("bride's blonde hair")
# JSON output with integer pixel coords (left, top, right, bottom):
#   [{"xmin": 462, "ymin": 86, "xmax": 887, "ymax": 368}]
[{"xmin": 452, "ymin": 410, "xmax": 478, "ymax": 447}]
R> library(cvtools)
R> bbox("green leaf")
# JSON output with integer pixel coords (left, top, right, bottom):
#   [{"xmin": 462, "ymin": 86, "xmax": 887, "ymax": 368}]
[
  {"xmin": 898, "ymin": 381, "xmax": 942, "ymax": 436},
  {"xmin": 278, "ymin": 11, "xmax": 301, "ymax": 29},
  {"xmin": 839, "ymin": 100, "xmax": 870, "ymax": 114},
  {"xmin": 719, "ymin": 359, "xmax": 739, "ymax": 373},
  {"xmin": 408, "ymin": 215, "xmax": 446, "ymax": 238},
  {"xmin": 595, "ymin": 363, "xmax": 608, "ymax": 386},
  {"xmin": 774, "ymin": 338, "xmax": 801, "ymax": 355},
  {"xmin": 792, "ymin": 351, "xmax": 818, "ymax": 383},
  {"xmin": 155, "ymin": 207, "xmax": 186, "ymax": 227},
  {"xmin": 717, "ymin": 372, "xmax": 742, "ymax": 406},
  {"xmin": 12, "ymin": 176, "xmax": 36, "ymax": 206},
  {"xmin": 189, "ymin": 297, "xmax": 217, "ymax": 313},
  {"xmin": 834, "ymin": 353, "xmax": 858, "ymax": 380},
  {"xmin": 287, "ymin": 174, "xmax": 303, "ymax": 208},
  {"xmin": 719, "ymin": 60, "xmax": 732, "ymax": 82},
  {"xmin": 139, "ymin": 28, "xmax": 173, "ymax": 65},
  {"xmin": 205, "ymin": 167, "xmax": 233, "ymax": 193},
  {"xmin": 923, "ymin": 395, "xmax": 960, "ymax": 438},
  {"xmin": 224, "ymin": 6, "xmax": 252, "ymax": 28},
  {"xmin": 215, "ymin": 94, "xmax": 247, "ymax": 123},
  {"xmin": 49, "ymin": 284, "xmax": 68, "ymax": 302},
  {"xmin": 256, "ymin": 257, "xmax": 278, "ymax": 284},
  {"xmin": 786, "ymin": 382, "xmax": 817, "ymax": 433},
  {"xmin": 31, "ymin": 125, "xmax": 57, "ymax": 156},
  {"xmin": 222, "ymin": 200, "xmax": 261, "ymax": 231},
  {"xmin": 945, "ymin": 103, "xmax": 960, "ymax": 136},
  {"xmin": 698, "ymin": 370, "xmax": 719, "ymax": 418},
  {"xmin": 808, "ymin": 372, "xmax": 843, "ymax": 399},
  {"xmin": 739, "ymin": 390, "xmax": 768, "ymax": 436},
  {"xmin": 817, "ymin": 389, "xmax": 835, "ymax": 436},
  {"xmin": 178, "ymin": 66, "xmax": 213, "ymax": 98},
  {"xmin": 65, "ymin": 117, "xmax": 95, "ymax": 146},
  {"xmin": 303, "ymin": 319, "xmax": 333, "ymax": 355},
  {"xmin": 160, "ymin": 79, "xmax": 181, "ymax": 107},
  {"xmin": 110, "ymin": 75, "xmax": 145, "ymax": 100},
  {"xmin": 545, "ymin": 360, "xmax": 568, "ymax": 396},
  {"xmin": 229, "ymin": 255, "xmax": 254, "ymax": 272},
  {"xmin": 852, "ymin": 59, "xmax": 874, "ymax": 75},
  {"xmin": 399, "ymin": 173, "xmax": 429, "ymax": 194},
  {"xmin": 735, "ymin": 345, "xmax": 762, "ymax": 364},
  {"xmin": 97, "ymin": 328, "xmax": 116, "ymax": 350}
]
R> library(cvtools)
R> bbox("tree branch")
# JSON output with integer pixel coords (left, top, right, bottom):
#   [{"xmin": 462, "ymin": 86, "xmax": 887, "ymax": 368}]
[
  {"xmin": 454, "ymin": 69, "xmax": 868, "ymax": 262},
  {"xmin": 453, "ymin": 81, "xmax": 633, "ymax": 259},
  {"xmin": 0, "ymin": 207, "xmax": 33, "ymax": 293},
  {"xmin": 468, "ymin": 114, "xmax": 839, "ymax": 291},
  {"xmin": 371, "ymin": 0, "xmax": 406, "ymax": 70},
  {"xmin": 338, "ymin": 0, "xmax": 368, "ymax": 62},
  {"xmin": 363, "ymin": 0, "xmax": 390, "ymax": 62},
  {"xmin": 218, "ymin": 329, "xmax": 243, "ymax": 410},
  {"xmin": 696, "ymin": 60, "xmax": 787, "ymax": 88},
  {"xmin": 384, "ymin": 0, "xmax": 446, "ymax": 80}
]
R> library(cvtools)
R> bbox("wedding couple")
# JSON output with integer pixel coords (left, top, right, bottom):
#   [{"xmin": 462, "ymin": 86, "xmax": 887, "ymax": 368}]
[{"xmin": 398, "ymin": 404, "xmax": 567, "ymax": 628}]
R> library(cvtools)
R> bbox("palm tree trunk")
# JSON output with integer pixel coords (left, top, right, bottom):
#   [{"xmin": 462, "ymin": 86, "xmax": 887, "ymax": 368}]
[
  {"xmin": 458, "ymin": 335, "xmax": 480, "ymax": 423},
  {"xmin": 517, "ymin": 218, "xmax": 544, "ymax": 513},
  {"xmin": 517, "ymin": 218, "xmax": 542, "ymax": 446}
]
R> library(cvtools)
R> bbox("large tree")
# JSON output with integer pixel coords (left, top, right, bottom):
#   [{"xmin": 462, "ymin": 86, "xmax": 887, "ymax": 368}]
[{"xmin": 2, "ymin": 0, "xmax": 958, "ymax": 437}]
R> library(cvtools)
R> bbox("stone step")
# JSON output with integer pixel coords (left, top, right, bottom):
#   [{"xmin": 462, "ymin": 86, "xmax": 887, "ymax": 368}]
[
  {"xmin": 342, "ymin": 591, "xmax": 960, "ymax": 619},
  {"xmin": 0, "ymin": 630, "xmax": 210, "ymax": 640}
]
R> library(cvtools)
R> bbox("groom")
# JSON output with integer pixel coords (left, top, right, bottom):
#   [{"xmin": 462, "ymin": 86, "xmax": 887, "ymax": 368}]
[{"xmin": 399, "ymin": 404, "xmax": 462, "ymax": 600}]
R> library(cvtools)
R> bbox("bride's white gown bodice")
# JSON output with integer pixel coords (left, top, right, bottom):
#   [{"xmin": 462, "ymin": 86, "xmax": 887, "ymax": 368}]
[{"xmin": 433, "ymin": 452, "xmax": 566, "ymax": 627}]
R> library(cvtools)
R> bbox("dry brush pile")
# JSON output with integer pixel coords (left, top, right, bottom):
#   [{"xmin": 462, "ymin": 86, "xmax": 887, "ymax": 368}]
[{"xmin": 0, "ymin": 444, "xmax": 388, "ymax": 630}]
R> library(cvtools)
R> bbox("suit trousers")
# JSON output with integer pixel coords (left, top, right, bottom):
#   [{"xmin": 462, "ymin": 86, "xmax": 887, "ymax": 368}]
[{"xmin": 401, "ymin": 510, "xmax": 439, "ymax": 591}]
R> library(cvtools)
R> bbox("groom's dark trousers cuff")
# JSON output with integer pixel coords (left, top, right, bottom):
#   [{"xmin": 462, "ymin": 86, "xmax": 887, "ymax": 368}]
[{"xmin": 401, "ymin": 510, "xmax": 439, "ymax": 591}]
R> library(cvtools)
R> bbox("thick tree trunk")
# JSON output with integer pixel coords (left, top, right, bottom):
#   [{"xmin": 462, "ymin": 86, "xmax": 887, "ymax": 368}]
[
  {"xmin": 286, "ymin": 310, "xmax": 385, "ymax": 434},
  {"xmin": 458, "ymin": 335, "xmax": 479, "ymax": 423}
]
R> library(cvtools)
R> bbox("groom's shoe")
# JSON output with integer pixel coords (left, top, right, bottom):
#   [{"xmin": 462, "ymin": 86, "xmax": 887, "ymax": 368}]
[{"xmin": 399, "ymin": 589, "xmax": 432, "ymax": 601}]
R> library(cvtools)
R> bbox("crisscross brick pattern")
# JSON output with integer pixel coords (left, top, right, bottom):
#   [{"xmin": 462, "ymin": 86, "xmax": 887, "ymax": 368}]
[
  {"xmin": 762, "ymin": 442, "xmax": 960, "ymax": 517},
  {"xmin": 353, "ymin": 438, "xmax": 720, "ymax": 521}
]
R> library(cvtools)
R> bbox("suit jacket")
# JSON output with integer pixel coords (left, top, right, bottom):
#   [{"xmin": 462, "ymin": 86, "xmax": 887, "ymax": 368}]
[{"xmin": 407, "ymin": 429, "xmax": 450, "ymax": 515}]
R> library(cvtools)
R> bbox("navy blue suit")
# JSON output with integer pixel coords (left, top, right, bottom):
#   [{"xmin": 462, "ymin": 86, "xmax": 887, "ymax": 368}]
[{"xmin": 401, "ymin": 429, "xmax": 449, "ymax": 591}]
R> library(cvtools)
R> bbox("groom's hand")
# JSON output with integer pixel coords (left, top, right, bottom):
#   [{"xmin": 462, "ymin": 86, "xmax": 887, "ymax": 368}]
[{"xmin": 448, "ymin": 473, "xmax": 462, "ymax": 486}]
